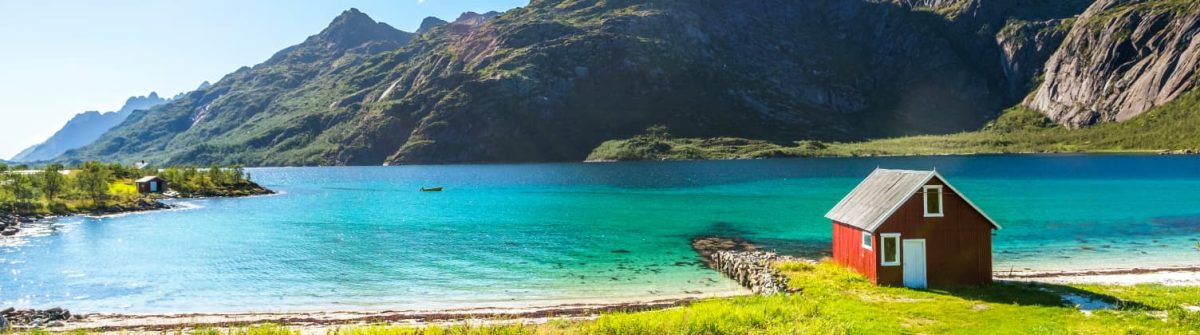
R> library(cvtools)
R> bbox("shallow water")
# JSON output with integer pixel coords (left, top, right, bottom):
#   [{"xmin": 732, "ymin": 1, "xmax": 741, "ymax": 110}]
[{"xmin": 2, "ymin": 155, "xmax": 1199, "ymax": 313}]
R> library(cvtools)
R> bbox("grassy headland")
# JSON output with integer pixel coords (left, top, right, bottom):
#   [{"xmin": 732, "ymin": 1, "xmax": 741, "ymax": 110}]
[
  {"xmin": 587, "ymin": 91, "xmax": 1200, "ymax": 161},
  {"xmin": 0, "ymin": 162, "xmax": 270, "ymax": 222},
  {"xmin": 39, "ymin": 261, "xmax": 1198, "ymax": 334}
]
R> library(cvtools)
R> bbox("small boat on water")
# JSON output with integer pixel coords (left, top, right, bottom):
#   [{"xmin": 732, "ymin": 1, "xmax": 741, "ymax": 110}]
[{"xmin": 420, "ymin": 186, "xmax": 444, "ymax": 192}]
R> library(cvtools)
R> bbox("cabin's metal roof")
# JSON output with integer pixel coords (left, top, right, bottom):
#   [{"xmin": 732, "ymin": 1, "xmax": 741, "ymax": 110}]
[
  {"xmin": 824, "ymin": 169, "xmax": 1000, "ymax": 232},
  {"xmin": 136, "ymin": 176, "xmax": 163, "ymax": 183}
]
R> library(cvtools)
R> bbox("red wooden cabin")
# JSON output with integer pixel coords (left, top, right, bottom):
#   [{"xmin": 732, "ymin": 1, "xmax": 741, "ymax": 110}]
[{"xmin": 825, "ymin": 169, "xmax": 1000, "ymax": 288}]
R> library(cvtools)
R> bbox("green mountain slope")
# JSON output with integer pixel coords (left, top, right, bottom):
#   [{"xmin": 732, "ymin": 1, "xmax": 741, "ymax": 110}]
[
  {"xmin": 62, "ymin": 9, "xmax": 414, "ymax": 166},
  {"xmin": 65, "ymin": 0, "xmax": 1059, "ymax": 166},
  {"xmin": 63, "ymin": 0, "xmax": 1194, "ymax": 166},
  {"xmin": 367, "ymin": 0, "xmax": 1017, "ymax": 164}
]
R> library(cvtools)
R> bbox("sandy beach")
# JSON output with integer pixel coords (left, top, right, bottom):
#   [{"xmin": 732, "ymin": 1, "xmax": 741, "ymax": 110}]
[
  {"xmin": 996, "ymin": 266, "xmax": 1200, "ymax": 286},
  {"xmin": 21, "ymin": 265, "xmax": 1196, "ymax": 333},
  {"xmin": 41, "ymin": 291, "xmax": 751, "ymax": 333}
]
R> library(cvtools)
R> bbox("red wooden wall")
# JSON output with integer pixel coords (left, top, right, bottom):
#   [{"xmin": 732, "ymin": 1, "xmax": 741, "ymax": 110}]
[
  {"xmin": 872, "ymin": 178, "xmax": 993, "ymax": 286},
  {"xmin": 832, "ymin": 221, "xmax": 877, "ymax": 283}
]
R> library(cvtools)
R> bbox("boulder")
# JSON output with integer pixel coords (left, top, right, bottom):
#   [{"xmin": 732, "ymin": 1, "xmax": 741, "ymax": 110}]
[{"xmin": 0, "ymin": 307, "xmax": 72, "ymax": 326}]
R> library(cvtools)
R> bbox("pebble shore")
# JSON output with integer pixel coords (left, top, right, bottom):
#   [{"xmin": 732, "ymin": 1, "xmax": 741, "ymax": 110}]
[{"xmin": 1, "ymin": 307, "xmax": 75, "ymax": 329}]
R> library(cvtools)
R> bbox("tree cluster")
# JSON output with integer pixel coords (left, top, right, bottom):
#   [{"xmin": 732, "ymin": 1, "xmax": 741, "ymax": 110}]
[{"xmin": 0, "ymin": 162, "xmax": 254, "ymax": 215}]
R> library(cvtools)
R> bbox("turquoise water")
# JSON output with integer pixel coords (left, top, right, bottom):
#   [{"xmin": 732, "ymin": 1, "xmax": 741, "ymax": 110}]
[{"xmin": 2, "ymin": 155, "xmax": 1200, "ymax": 313}]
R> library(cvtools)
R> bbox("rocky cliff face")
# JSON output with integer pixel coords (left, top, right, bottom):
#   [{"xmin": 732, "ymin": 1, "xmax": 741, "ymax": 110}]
[
  {"xmin": 889, "ymin": 0, "xmax": 1094, "ymax": 100},
  {"xmin": 1026, "ymin": 0, "xmax": 1200, "ymax": 127},
  {"xmin": 996, "ymin": 19, "xmax": 1074, "ymax": 97}
]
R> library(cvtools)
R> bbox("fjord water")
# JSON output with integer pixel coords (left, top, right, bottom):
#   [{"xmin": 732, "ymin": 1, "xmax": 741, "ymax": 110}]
[{"xmin": 3, "ymin": 155, "xmax": 1200, "ymax": 313}]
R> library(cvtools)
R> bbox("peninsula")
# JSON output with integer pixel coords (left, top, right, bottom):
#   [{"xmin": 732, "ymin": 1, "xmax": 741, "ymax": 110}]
[{"xmin": 0, "ymin": 162, "xmax": 272, "ymax": 234}]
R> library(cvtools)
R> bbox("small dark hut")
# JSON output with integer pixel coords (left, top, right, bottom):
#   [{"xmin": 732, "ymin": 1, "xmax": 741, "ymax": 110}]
[{"xmin": 135, "ymin": 176, "xmax": 167, "ymax": 194}]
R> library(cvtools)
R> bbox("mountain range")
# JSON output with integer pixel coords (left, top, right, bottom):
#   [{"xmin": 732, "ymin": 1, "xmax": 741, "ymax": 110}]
[
  {"xmin": 58, "ymin": 0, "xmax": 1198, "ymax": 166},
  {"xmin": 12, "ymin": 81, "xmax": 213, "ymax": 163},
  {"xmin": 11, "ymin": 92, "xmax": 171, "ymax": 163}
]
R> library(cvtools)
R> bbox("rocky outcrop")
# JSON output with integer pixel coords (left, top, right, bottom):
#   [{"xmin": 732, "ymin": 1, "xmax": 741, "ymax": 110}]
[
  {"xmin": 452, "ymin": 11, "xmax": 500, "ymax": 26},
  {"xmin": 90, "ymin": 198, "xmax": 172, "ymax": 215},
  {"xmin": 0, "ymin": 200, "xmax": 169, "ymax": 238},
  {"xmin": 1, "ymin": 307, "xmax": 74, "ymax": 328},
  {"xmin": 692, "ymin": 237, "xmax": 759, "ymax": 267},
  {"xmin": 305, "ymin": 8, "xmax": 413, "ymax": 53},
  {"xmin": 709, "ymin": 250, "xmax": 799, "ymax": 295},
  {"xmin": 1026, "ymin": 0, "xmax": 1200, "ymax": 127},
  {"xmin": 997, "ymin": 19, "xmax": 1074, "ymax": 97},
  {"xmin": 0, "ymin": 213, "xmax": 42, "ymax": 236},
  {"xmin": 417, "ymin": 17, "xmax": 449, "ymax": 34},
  {"xmin": 692, "ymin": 237, "xmax": 808, "ymax": 295}
]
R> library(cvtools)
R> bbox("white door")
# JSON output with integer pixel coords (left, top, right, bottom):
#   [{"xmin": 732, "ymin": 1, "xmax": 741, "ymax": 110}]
[{"xmin": 903, "ymin": 239, "xmax": 927, "ymax": 289}]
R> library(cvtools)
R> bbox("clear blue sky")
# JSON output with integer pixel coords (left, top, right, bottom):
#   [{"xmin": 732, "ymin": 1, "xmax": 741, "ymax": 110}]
[{"xmin": 0, "ymin": 0, "xmax": 527, "ymax": 160}]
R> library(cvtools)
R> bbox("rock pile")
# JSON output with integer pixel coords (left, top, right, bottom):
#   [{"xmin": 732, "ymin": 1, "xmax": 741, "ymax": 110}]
[
  {"xmin": 0, "ymin": 214, "xmax": 40, "ymax": 236},
  {"xmin": 1160, "ymin": 149, "xmax": 1198, "ymax": 155},
  {"xmin": 92, "ymin": 199, "xmax": 171, "ymax": 215},
  {"xmin": 709, "ymin": 250, "xmax": 800, "ymax": 295},
  {"xmin": 692, "ymin": 236, "xmax": 809, "ymax": 295},
  {"xmin": 691, "ymin": 236, "xmax": 758, "ymax": 267},
  {"xmin": 1, "ymin": 307, "xmax": 73, "ymax": 328}
]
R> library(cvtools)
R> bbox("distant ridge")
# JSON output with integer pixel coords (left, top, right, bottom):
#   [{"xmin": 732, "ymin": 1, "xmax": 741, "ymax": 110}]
[
  {"xmin": 12, "ymin": 81, "xmax": 211, "ymax": 163},
  {"xmin": 10, "ymin": 92, "xmax": 169, "ymax": 162}
]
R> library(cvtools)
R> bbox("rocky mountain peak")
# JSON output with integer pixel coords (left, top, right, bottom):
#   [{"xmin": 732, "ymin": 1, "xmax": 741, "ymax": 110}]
[
  {"xmin": 315, "ymin": 8, "xmax": 411, "ymax": 50},
  {"xmin": 418, "ymin": 16, "xmax": 449, "ymax": 33},
  {"xmin": 452, "ymin": 11, "xmax": 500, "ymax": 26},
  {"xmin": 121, "ymin": 92, "xmax": 168, "ymax": 112}
]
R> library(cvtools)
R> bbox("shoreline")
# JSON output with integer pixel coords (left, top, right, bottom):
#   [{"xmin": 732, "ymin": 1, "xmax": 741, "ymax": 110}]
[
  {"xmin": 25, "ymin": 259, "xmax": 1200, "ymax": 331},
  {"xmin": 996, "ymin": 265, "xmax": 1200, "ymax": 286},
  {"xmin": 0, "ymin": 182, "xmax": 275, "ymax": 237},
  {"xmin": 49, "ymin": 293, "xmax": 751, "ymax": 332},
  {"xmin": 31, "ymin": 264, "xmax": 1200, "ymax": 331},
  {"xmin": 0, "ymin": 200, "xmax": 170, "ymax": 237},
  {"xmin": 582, "ymin": 150, "xmax": 1197, "ymax": 163}
]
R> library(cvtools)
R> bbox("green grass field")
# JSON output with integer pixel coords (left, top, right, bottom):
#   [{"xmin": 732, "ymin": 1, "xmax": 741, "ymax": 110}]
[
  {"xmin": 20, "ymin": 262, "xmax": 1197, "ymax": 334},
  {"xmin": 587, "ymin": 91, "xmax": 1200, "ymax": 162}
]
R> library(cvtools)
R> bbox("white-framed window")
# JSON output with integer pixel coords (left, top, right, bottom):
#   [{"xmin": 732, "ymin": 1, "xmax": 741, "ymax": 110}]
[
  {"xmin": 923, "ymin": 185, "xmax": 944, "ymax": 217},
  {"xmin": 880, "ymin": 233, "xmax": 901, "ymax": 266},
  {"xmin": 861, "ymin": 231, "xmax": 872, "ymax": 250}
]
